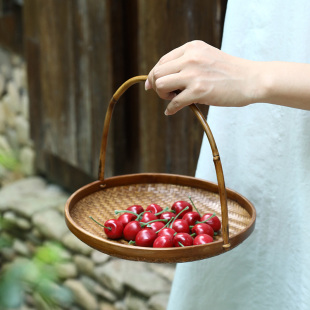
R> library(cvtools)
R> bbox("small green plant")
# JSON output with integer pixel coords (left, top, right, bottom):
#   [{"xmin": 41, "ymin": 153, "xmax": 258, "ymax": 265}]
[
  {"xmin": 0, "ymin": 150, "xmax": 20, "ymax": 172},
  {"xmin": 0, "ymin": 242, "xmax": 73, "ymax": 309}
]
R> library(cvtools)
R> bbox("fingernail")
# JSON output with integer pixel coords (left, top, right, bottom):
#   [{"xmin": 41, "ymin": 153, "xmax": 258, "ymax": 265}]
[
  {"xmin": 164, "ymin": 109, "xmax": 170, "ymax": 116},
  {"xmin": 145, "ymin": 79, "xmax": 151, "ymax": 91}
]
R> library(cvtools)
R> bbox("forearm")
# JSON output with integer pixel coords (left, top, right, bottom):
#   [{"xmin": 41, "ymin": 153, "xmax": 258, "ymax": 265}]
[
  {"xmin": 257, "ymin": 61, "xmax": 310, "ymax": 110},
  {"xmin": 145, "ymin": 41, "xmax": 310, "ymax": 113}
]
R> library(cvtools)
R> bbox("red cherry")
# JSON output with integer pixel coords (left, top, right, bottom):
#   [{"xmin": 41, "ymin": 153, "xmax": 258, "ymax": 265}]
[
  {"xmin": 123, "ymin": 221, "xmax": 142, "ymax": 241},
  {"xmin": 173, "ymin": 232, "xmax": 193, "ymax": 247},
  {"xmin": 193, "ymin": 234, "xmax": 213, "ymax": 245},
  {"xmin": 153, "ymin": 235, "xmax": 174, "ymax": 248},
  {"xmin": 171, "ymin": 219, "xmax": 190, "ymax": 234},
  {"xmin": 191, "ymin": 223, "xmax": 214, "ymax": 237},
  {"xmin": 171, "ymin": 201, "xmax": 192, "ymax": 216},
  {"xmin": 200, "ymin": 213, "xmax": 221, "ymax": 232},
  {"xmin": 118, "ymin": 212, "xmax": 137, "ymax": 226},
  {"xmin": 90, "ymin": 217, "xmax": 123, "ymax": 240},
  {"xmin": 127, "ymin": 205, "xmax": 144, "ymax": 214},
  {"xmin": 135, "ymin": 228, "xmax": 157, "ymax": 247},
  {"xmin": 147, "ymin": 221, "xmax": 166, "ymax": 232},
  {"xmin": 182, "ymin": 212, "xmax": 201, "ymax": 226},
  {"xmin": 146, "ymin": 204, "xmax": 163, "ymax": 214},
  {"xmin": 158, "ymin": 228, "xmax": 176, "ymax": 238},
  {"xmin": 140, "ymin": 212, "xmax": 158, "ymax": 223},
  {"xmin": 160, "ymin": 211, "xmax": 175, "ymax": 221}
]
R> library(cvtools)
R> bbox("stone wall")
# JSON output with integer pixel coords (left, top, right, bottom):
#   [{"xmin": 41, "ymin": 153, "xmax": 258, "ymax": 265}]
[
  {"xmin": 0, "ymin": 48, "xmax": 34, "ymax": 185},
  {"xmin": 0, "ymin": 47, "xmax": 175, "ymax": 310}
]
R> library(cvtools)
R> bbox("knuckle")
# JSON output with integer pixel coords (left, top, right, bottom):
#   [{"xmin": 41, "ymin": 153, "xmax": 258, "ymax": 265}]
[
  {"xmin": 154, "ymin": 78, "xmax": 164, "ymax": 91},
  {"xmin": 158, "ymin": 55, "xmax": 167, "ymax": 65},
  {"xmin": 192, "ymin": 79, "xmax": 207, "ymax": 95},
  {"xmin": 188, "ymin": 40, "xmax": 205, "ymax": 49},
  {"xmin": 153, "ymin": 68, "xmax": 162, "ymax": 81}
]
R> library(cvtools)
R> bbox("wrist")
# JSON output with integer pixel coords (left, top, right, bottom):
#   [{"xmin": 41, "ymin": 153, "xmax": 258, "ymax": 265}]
[{"xmin": 246, "ymin": 60, "xmax": 274, "ymax": 105}]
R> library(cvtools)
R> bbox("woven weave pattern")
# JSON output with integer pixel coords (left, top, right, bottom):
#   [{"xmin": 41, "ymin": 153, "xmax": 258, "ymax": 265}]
[{"xmin": 70, "ymin": 183, "xmax": 252, "ymax": 245}]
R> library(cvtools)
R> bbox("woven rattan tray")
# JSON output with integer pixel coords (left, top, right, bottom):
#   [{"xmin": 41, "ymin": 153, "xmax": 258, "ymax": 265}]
[{"xmin": 65, "ymin": 76, "xmax": 256, "ymax": 263}]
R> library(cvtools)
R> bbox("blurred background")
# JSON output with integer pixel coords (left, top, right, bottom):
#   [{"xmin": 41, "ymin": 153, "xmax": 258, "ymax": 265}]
[{"xmin": 0, "ymin": 0, "xmax": 227, "ymax": 309}]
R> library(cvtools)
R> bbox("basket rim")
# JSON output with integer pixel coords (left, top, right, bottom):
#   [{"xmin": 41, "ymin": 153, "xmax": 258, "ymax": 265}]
[{"xmin": 65, "ymin": 172, "xmax": 256, "ymax": 263}]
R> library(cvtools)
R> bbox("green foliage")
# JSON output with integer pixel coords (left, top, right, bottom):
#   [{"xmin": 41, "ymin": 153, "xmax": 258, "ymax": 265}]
[
  {"xmin": 0, "ymin": 215, "xmax": 13, "ymax": 250},
  {"xmin": 0, "ymin": 242, "xmax": 73, "ymax": 309},
  {"xmin": 0, "ymin": 150, "xmax": 20, "ymax": 172}
]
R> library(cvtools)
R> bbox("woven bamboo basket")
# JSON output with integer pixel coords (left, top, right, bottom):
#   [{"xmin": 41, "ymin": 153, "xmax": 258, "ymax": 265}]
[{"xmin": 65, "ymin": 76, "xmax": 256, "ymax": 263}]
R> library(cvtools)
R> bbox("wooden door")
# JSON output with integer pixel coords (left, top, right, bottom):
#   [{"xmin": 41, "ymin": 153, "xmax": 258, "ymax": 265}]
[{"xmin": 24, "ymin": 0, "xmax": 227, "ymax": 191}]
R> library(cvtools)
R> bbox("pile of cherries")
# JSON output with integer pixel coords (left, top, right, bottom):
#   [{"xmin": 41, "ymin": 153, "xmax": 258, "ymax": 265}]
[{"xmin": 89, "ymin": 198, "xmax": 221, "ymax": 248}]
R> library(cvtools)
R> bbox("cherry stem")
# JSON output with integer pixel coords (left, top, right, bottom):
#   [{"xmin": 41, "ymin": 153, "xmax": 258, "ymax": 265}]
[
  {"xmin": 188, "ymin": 196, "xmax": 201, "ymax": 217},
  {"xmin": 155, "ymin": 217, "xmax": 175, "ymax": 234},
  {"xmin": 169, "ymin": 206, "xmax": 189, "ymax": 228},
  {"xmin": 190, "ymin": 233, "xmax": 196, "ymax": 237},
  {"xmin": 129, "ymin": 240, "xmax": 136, "ymax": 245},
  {"xmin": 195, "ymin": 213, "xmax": 216, "ymax": 224},
  {"xmin": 89, "ymin": 216, "xmax": 112, "ymax": 231},
  {"xmin": 178, "ymin": 242, "xmax": 185, "ymax": 247},
  {"xmin": 135, "ymin": 210, "xmax": 151, "ymax": 221},
  {"xmin": 154, "ymin": 207, "xmax": 169, "ymax": 216},
  {"xmin": 114, "ymin": 210, "xmax": 138, "ymax": 217},
  {"xmin": 143, "ymin": 219, "xmax": 168, "ymax": 228}
]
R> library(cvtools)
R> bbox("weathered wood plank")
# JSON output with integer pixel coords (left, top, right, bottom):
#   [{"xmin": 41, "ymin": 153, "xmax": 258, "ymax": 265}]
[
  {"xmin": 24, "ymin": 0, "xmax": 226, "ymax": 191},
  {"xmin": 137, "ymin": 0, "xmax": 223, "ymax": 176},
  {"xmin": 0, "ymin": 0, "xmax": 23, "ymax": 54},
  {"xmin": 24, "ymin": 0, "xmax": 123, "ymax": 190}
]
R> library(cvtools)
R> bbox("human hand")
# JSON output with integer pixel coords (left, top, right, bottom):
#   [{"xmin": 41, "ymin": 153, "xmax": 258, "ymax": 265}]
[{"xmin": 145, "ymin": 40, "xmax": 263, "ymax": 115}]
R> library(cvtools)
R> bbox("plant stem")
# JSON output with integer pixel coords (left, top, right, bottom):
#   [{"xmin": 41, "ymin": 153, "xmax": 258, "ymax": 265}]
[
  {"xmin": 89, "ymin": 216, "xmax": 111, "ymax": 230},
  {"xmin": 114, "ymin": 210, "xmax": 137, "ymax": 217},
  {"xmin": 154, "ymin": 207, "xmax": 169, "ymax": 216},
  {"xmin": 155, "ymin": 217, "xmax": 175, "ymax": 234},
  {"xmin": 169, "ymin": 206, "xmax": 189, "ymax": 228},
  {"xmin": 196, "ymin": 213, "xmax": 216, "ymax": 224},
  {"xmin": 188, "ymin": 196, "xmax": 201, "ymax": 217},
  {"xmin": 143, "ymin": 219, "xmax": 168, "ymax": 228},
  {"xmin": 135, "ymin": 210, "xmax": 151, "ymax": 221}
]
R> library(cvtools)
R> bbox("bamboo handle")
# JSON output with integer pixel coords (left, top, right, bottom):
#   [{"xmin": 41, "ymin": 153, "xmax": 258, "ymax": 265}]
[{"xmin": 98, "ymin": 75, "xmax": 230, "ymax": 248}]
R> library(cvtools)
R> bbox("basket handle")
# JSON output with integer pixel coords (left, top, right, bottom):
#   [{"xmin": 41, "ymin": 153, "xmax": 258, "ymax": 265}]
[{"xmin": 98, "ymin": 75, "xmax": 230, "ymax": 248}]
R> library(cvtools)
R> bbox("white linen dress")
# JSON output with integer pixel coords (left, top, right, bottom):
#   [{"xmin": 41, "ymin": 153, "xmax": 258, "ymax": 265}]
[{"xmin": 167, "ymin": 1, "xmax": 310, "ymax": 309}]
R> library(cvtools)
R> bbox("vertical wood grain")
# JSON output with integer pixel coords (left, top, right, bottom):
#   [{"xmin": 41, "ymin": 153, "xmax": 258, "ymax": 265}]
[
  {"xmin": 24, "ymin": 0, "xmax": 227, "ymax": 191},
  {"xmin": 137, "ymin": 0, "xmax": 224, "ymax": 176}
]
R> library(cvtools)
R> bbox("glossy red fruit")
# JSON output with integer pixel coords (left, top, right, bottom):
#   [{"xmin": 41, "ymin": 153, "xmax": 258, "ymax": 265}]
[
  {"xmin": 171, "ymin": 201, "xmax": 192, "ymax": 216},
  {"xmin": 193, "ymin": 234, "xmax": 213, "ymax": 245},
  {"xmin": 157, "ymin": 227, "xmax": 176, "ymax": 238},
  {"xmin": 140, "ymin": 212, "xmax": 158, "ymax": 223},
  {"xmin": 127, "ymin": 205, "xmax": 144, "ymax": 214},
  {"xmin": 160, "ymin": 211, "xmax": 175, "ymax": 221},
  {"xmin": 146, "ymin": 204, "xmax": 163, "ymax": 214},
  {"xmin": 118, "ymin": 212, "xmax": 137, "ymax": 226},
  {"xmin": 191, "ymin": 223, "xmax": 214, "ymax": 237},
  {"xmin": 173, "ymin": 233, "xmax": 193, "ymax": 247},
  {"xmin": 171, "ymin": 219, "xmax": 190, "ymax": 234},
  {"xmin": 200, "ymin": 213, "xmax": 221, "ymax": 232},
  {"xmin": 182, "ymin": 211, "xmax": 201, "ymax": 226},
  {"xmin": 135, "ymin": 228, "xmax": 157, "ymax": 247},
  {"xmin": 102, "ymin": 219, "xmax": 123, "ymax": 239},
  {"xmin": 153, "ymin": 235, "xmax": 174, "ymax": 248},
  {"xmin": 171, "ymin": 200, "xmax": 193, "ymax": 216},
  {"xmin": 147, "ymin": 221, "xmax": 166, "ymax": 232},
  {"xmin": 123, "ymin": 221, "xmax": 142, "ymax": 241}
]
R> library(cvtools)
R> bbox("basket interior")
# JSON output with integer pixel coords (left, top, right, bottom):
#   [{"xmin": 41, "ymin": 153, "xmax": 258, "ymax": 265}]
[{"xmin": 69, "ymin": 182, "xmax": 252, "ymax": 245}]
